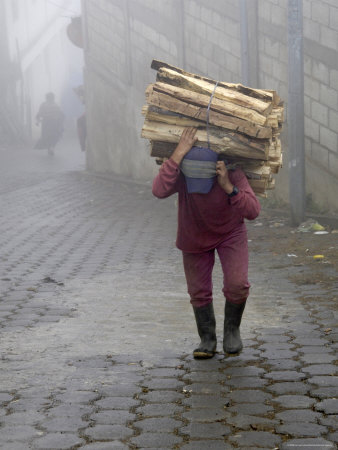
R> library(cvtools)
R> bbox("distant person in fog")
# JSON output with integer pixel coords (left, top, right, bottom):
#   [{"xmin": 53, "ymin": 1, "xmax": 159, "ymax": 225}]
[{"xmin": 35, "ymin": 92, "xmax": 64, "ymax": 155}]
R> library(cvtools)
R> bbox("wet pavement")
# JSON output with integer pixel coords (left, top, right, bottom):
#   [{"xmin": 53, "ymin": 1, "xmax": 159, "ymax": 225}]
[{"xmin": 0, "ymin": 140, "xmax": 337, "ymax": 449}]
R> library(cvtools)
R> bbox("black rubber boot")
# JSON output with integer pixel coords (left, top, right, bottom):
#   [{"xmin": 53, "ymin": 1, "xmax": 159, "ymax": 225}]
[
  {"xmin": 223, "ymin": 301, "xmax": 246, "ymax": 354},
  {"xmin": 192, "ymin": 303, "xmax": 217, "ymax": 359}
]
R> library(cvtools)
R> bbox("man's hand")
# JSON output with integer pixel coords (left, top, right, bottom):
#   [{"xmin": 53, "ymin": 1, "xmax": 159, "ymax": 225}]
[
  {"xmin": 216, "ymin": 161, "xmax": 234, "ymax": 194},
  {"xmin": 170, "ymin": 128, "xmax": 198, "ymax": 165}
]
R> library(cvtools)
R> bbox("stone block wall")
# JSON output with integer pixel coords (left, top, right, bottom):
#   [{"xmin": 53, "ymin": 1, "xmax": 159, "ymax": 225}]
[{"xmin": 83, "ymin": 0, "xmax": 338, "ymax": 212}]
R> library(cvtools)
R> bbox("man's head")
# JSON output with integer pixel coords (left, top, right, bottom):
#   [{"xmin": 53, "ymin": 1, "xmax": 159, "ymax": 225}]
[
  {"xmin": 181, "ymin": 146, "xmax": 218, "ymax": 194},
  {"xmin": 46, "ymin": 92, "xmax": 55, "ymax": 102}
]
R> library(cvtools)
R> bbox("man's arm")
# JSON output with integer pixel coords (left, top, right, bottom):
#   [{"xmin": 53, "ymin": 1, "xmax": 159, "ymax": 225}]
[
  {"xmin": 216, "ymin": 161, "xmax": 261, "ymax": 220},
  {"xmin": 152, "ymin": 128, "xmax": 197, "ymax": 199},
  {"xmin": 170, "ymin": 127, "xmax": 198, "ymax": 165}
]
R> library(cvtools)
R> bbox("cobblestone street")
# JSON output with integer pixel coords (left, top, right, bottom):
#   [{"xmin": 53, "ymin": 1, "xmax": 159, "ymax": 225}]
[{"xmin": 0, "ymin": 142, "xmax": 337, "ymax": 449}]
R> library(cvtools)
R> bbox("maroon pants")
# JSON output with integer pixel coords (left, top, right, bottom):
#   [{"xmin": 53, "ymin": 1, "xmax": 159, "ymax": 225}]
[{"xmin": 182, "ymin": 229, "xmax": 250, "ymax": 308}]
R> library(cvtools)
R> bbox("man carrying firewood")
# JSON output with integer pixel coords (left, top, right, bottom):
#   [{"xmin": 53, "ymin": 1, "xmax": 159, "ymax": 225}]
[{"xmin": 152, "ymin": 127, "xmax": 261, "ymax": 359}]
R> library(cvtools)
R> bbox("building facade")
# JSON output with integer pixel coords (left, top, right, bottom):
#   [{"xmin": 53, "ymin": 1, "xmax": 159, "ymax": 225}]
[{"xmin": 82, "ymin": 0, "xmax": 338, "ymax": 212}]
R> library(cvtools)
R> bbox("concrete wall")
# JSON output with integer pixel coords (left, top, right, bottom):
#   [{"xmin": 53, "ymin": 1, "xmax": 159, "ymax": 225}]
[{"xmin": 83, "ymin": 0, "xmax": 338, "ymax": 212}]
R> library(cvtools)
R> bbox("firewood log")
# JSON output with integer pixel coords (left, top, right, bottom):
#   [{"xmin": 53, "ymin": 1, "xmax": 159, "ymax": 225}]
[{"xmin": 141, "ymin": 60, "xmax": 284, "ymax": 196}]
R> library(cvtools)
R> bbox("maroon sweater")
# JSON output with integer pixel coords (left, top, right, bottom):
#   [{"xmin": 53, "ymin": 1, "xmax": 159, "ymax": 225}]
[{"xmin": 152, "ymin": 158, "xmax": 261, "ymax": 253}]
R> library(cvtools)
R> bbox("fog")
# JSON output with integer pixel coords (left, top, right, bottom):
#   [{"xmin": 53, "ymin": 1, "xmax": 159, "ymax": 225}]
[
  {"xmin": 1, "ymin": 0, "xmax": 338, "ymax": 212},
  {"xmin": 0, "ymin": 0, "xmax": 83, "ymax": 148}
]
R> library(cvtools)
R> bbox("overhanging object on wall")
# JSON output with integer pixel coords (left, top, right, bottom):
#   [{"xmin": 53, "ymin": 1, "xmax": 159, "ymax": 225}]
[{"xmin": 67, "ymin": 16, "xmax": 83, "ymax": 48}]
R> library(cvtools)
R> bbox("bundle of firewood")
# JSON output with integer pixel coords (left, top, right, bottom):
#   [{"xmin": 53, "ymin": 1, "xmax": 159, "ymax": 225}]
[{"xmin": 141, "ymin": 60, "xmax": 284, "ymax": 196}]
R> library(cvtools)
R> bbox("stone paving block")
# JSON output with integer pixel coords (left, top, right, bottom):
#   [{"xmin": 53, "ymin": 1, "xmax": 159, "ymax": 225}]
[
  {"xmin": 32, "ymin": 433, "xmax": 85, "ymax": 449},
  {"xmin": 54, "ymin": 390, "xmax": 101, "ymax": 404},
  {"xmin": 328, "ymin": 332, "xmax": 338, "ymax": 343},
  {"xmin": 274, "ymin": 395, "xmax": 315, "ymax": 409},
  {"xmin": 242, "ymin": 338, "xmax": 257, "ymax": 347},
  {"xmin": 309, "ymin": 376, "xmax": 338, "ymax": 387},
  {"xmin": 258, "ymin": 343, "xmax": 295, "ymax": 351},
  {"xmin": 107, "ymin": 373, "xmax": 143, "ymax": 384},
  {"xmin": 266, "ymin": 382, "xmax": 310, "ymax": 395},
  {"xmin": 258, "ymin": 327, "xmax": 288, "ymax": 336},
  {"xmin": 0, "ymin": 424, "xmax": 41, "ymax": 441},
  {"xmin": 147, "ymin": 367, "xmax": 185, "ymax": 377},
  {"xmin": 299, "ymin": 345, "xmax": 333, "ymax": 354},
  {"xmin": 5, "ymin": 319, "xmax": 35, "ymax": 327},
  {"xmin": 149, "ymin": 356, "xmax": 184, "ymax": 367},
  {"xmin": 183, "ymin": 394, "xmax": 228, "ymax": 409},
  {"xmin": 225, "ymin": 349, "xmax": 260, "ymax": 362},
  {"xmin": 229, "ymin": 430, "xmax": 281, "ymax": 447},
  {"xmin": 181, "ymin": 422, "xmax": 231, "ymax": 439},
  {"xmin": 291, "ymin": 328, "xmax": 323, "ymax": 338},
  {"xmin": 315, "ymin": 398, "xmax": 338, "ymax": 414},
  {"xmin": 264, "ymin": 359, "xmax": 301, "ymax": 370},
  {"xmin": 90, "ymin": 410, "xmax": 136, "ymax": 425},
  {"xmin": 82, "ymin": 443, "xmax": 129, "ymax": 450},
  {"xmin": 264, "ymin": 370, "xmax": 307, "ymax": 381},
  {"xmin": 136, "ymin": 403, "xmax": 182, "ymax": 417},
  {"xmin": 145, "ymin": 378, "xmax": 184, "ymax": 390},
  {"xmin": 294, "ymin": 337, "xmax": 330, "ymax": 346},
  {"xmin": 180, "ymin": 441, "xmax": 232, "ymax": 449},
  {"xmin": 41, "ymin": 416, "xmax": 89, "ymax": 432},
  {"xmin": 182, "ymin": 407, "xmax": 231, "ymax": 422},
  {"xmin": 182, "ymin": 371, "xmax": 224, "ymax": 382},
  {"xmin": 134, "ymin": 417, "xmax": 182, "ymax": 432},
  {"xmin": 275, "ymin": 409, "xmax": 322, "ymax": 423},
  {"xmin": 327, "ymin": 432, "xmax": 338, "ymax": 443},
  {"xmin": 139, "ymin": 390, "xmax": 184, "ymax": 403},
  {"xmin": 222, "ymin": 366, "xmax": 264, "ymax": 377},
  {"xmin": 227, "ymin": 402, "xmax": 273, "ymax": 416},
  {"xmin": 94, "ymin": 396, "xmax": 139, "ymax": 410},
  {"xmin": 0, "ymin": 411, "xmax": 45, "ymax": 425},
  {"xmin": 276, "ymin": 421, "xmax": 328, "ymax": 437},
  {"xmin": 259, "ymin": 334, "xmax": 290, "ymax": 343},
  {"xmin": 280, "ymin": 437, "xmax": 335, "ymax": 449},
  {"xmin": 0, "ymin": 393, "xmax": 13, "ymax": 404},
  {"xmin": 261, "ymin": 349, "xmax": 298, "ymax": 359},
  {"xmin": 318, "ymin": 414, "xmax": 338, "ymax": 429},
  {"xmin": 224, "ymin": 376, "xmax": 268, "ymax": 388},
  {"xmin": 302, "ymin": 364, "xmax": 337, "ymax": 375},
  {"xmin": 226, "ymin": 414, "xmax": 278, "ymax": 431},
  {"xmin": 184, "ymin": 359, "xmax": 226, "ymax": 372},
  {"xmin": 84, "ymin": 424, "xmax": 134, "ymax": 440},
  {"xmin": 301, "ymin": 354, "xmax": 337, "ymax": 364},
  {"xmin": 187, "ymin": 383, "xmax": 224, "ymax": 395},
  {"xmin": 35, "ymin": 316, "xmax": 60, "ymax": 323},
  {"xmin": 45, "ymin": 404, "xmax": 94, "ymax": 418},
  {"xmin": 0, "ymin": 311, "xmax": 12, "ymax": 319},
  {"xmin": 228, "ymin": 389, "xmax": 272, "ymax": 403},
  {"xmin": 0, "ymin": 443, "xmax": 31, "ymax": 450},
  {"xmin": 129, "ymin": 432, "xmax": 182, "ymax": 448}
]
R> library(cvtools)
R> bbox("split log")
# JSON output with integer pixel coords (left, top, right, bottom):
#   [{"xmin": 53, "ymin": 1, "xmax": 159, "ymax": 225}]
[
  {"xmin": 151, "ymin": 59, "xmax": 280, "ymax": 106},
  {"xmin": 157, "ymin": 67, "xmax": 273, "ymax": 116},
  {"xmin": 247, "ymin": 179, "xmax": 269, "ymax": 195},
  {"xmin": 150, "ymin": 82, "xmax": 268, "ymax": 126},
  {"xmin": 143, "ymin": 91, "xmax": 273, "ymax": 138},
  {"xmin": 142, "ymin": 120, "xmax": 268, "ymax": 160}
]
